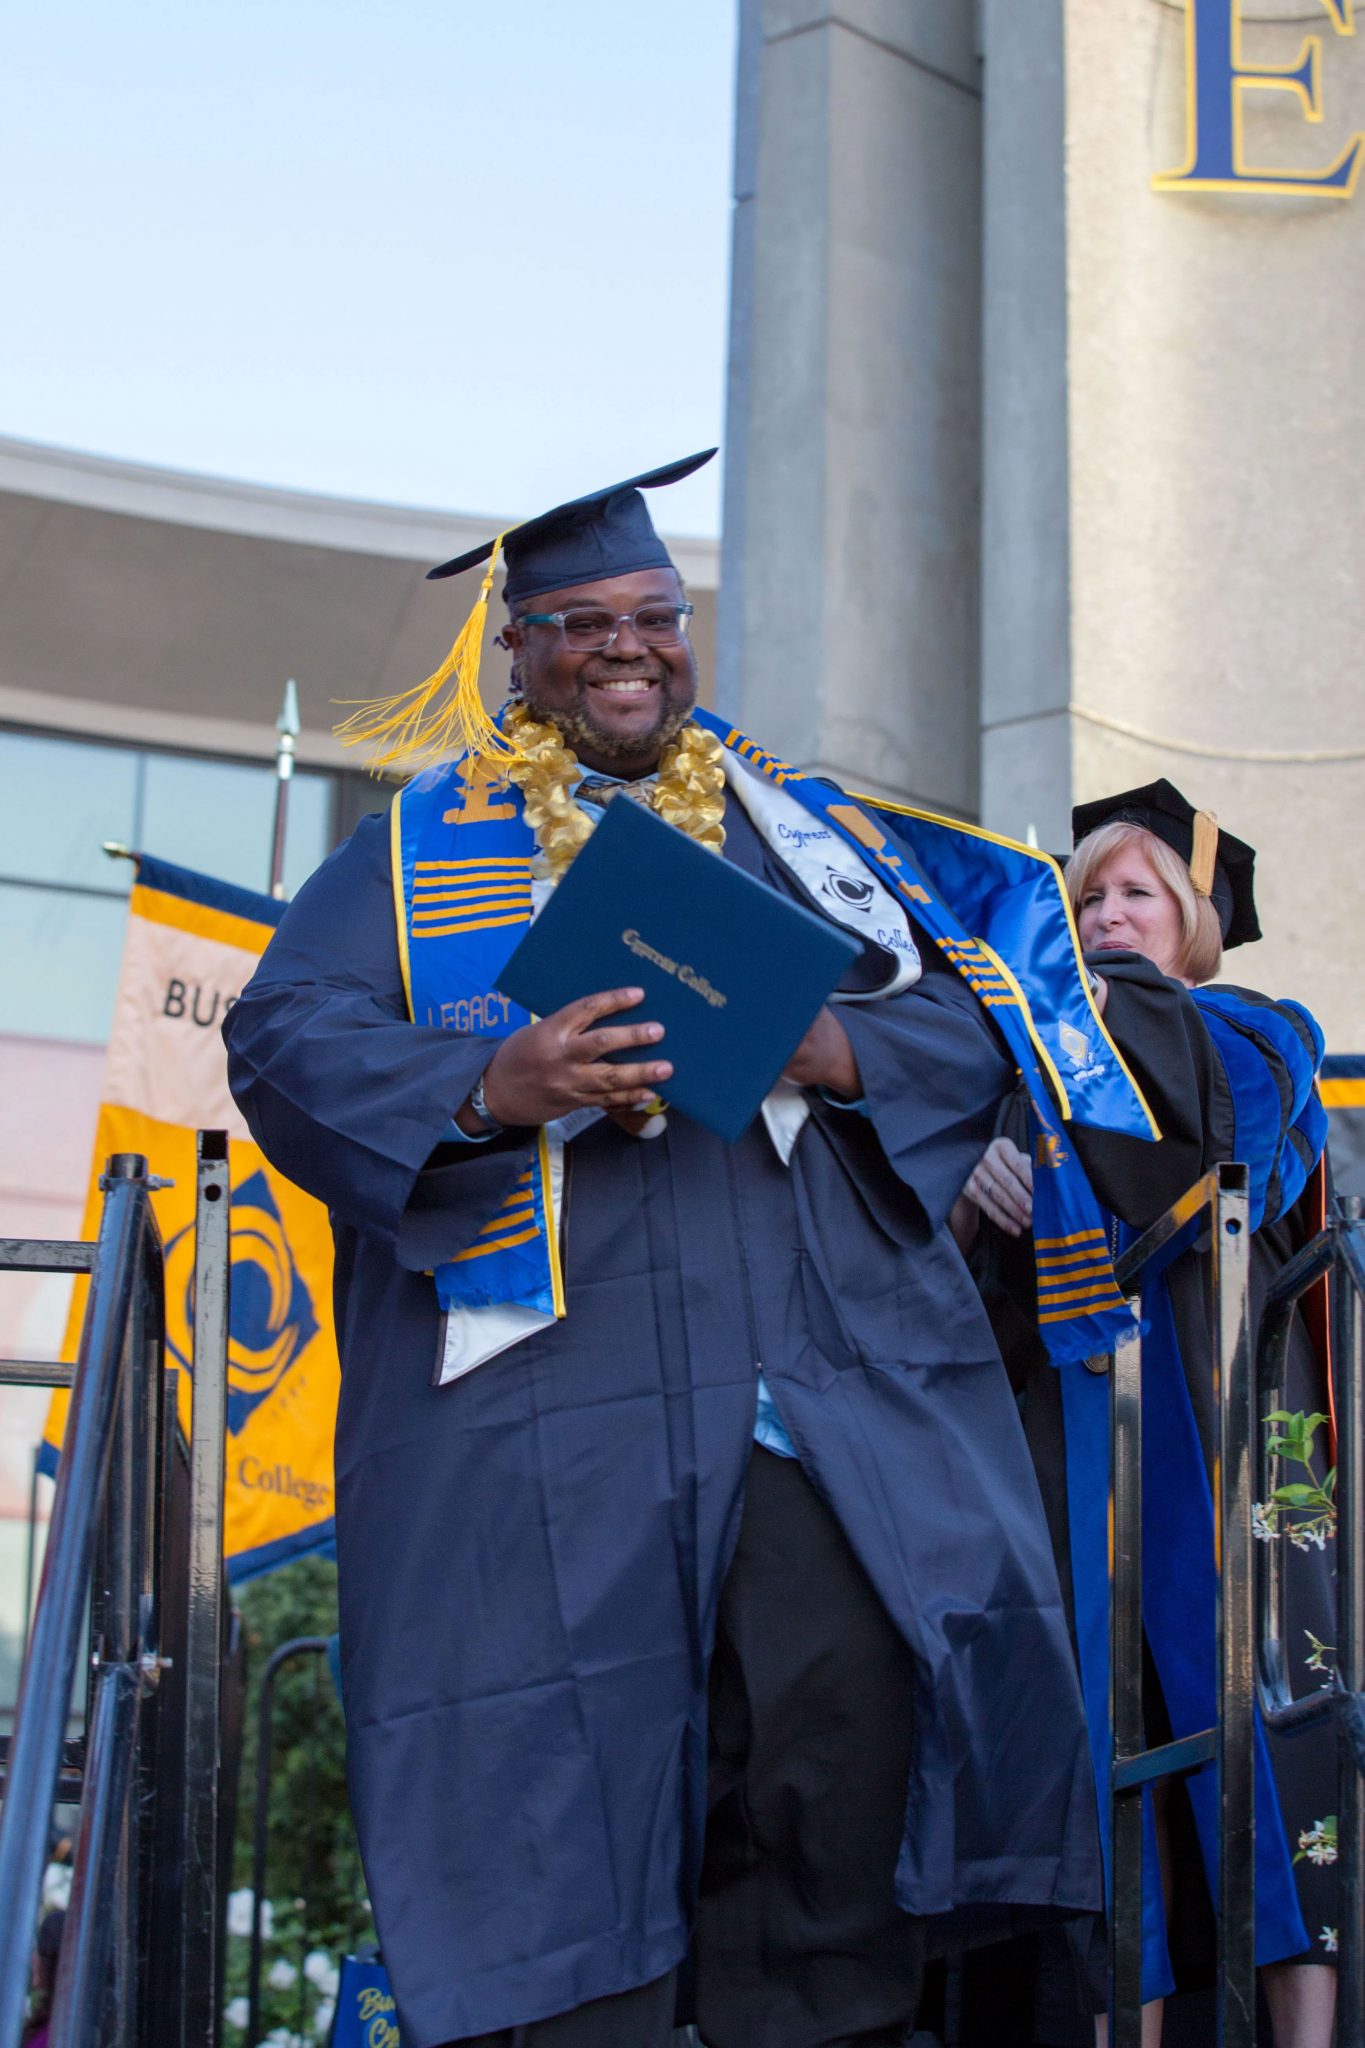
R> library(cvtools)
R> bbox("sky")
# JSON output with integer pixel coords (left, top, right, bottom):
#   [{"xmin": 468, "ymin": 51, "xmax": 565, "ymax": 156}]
[{"xmin": 0, "ymin": 0, "xmax": 738, "ymax": 535}]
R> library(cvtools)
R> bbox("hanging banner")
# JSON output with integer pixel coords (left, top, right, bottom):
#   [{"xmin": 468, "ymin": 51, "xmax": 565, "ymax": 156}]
[
  {"xmin": 42, "ymin": 855, "xmax": 337, "ymax": 1581},
  {"xmin": 331, "ymin": 1957, "xmax": 402, "ymax": 2047},
  {"xmin": 1321, "ymin": 1052, "xmax": 1365, "ymax": 1199}
]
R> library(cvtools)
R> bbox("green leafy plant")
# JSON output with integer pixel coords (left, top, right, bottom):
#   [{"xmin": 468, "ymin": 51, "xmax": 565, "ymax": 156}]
[
  {"xmin": 1252, "ymin": 1410, "xmax": 1336, "ymax": 1552},
  {"xmin": 221, "ymin": 1556, "xmax": 372, "ymax": 2042},
  {"xmin": 1304, "ymin": 1628, "xmax": 1336, "ymax": 1676}
]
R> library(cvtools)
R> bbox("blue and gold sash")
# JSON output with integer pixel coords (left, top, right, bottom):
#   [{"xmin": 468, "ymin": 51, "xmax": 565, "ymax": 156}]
[
  {"xmin": 393, "ymin": 716, "xmax": 1159, "ymax": 1365},
  {"xmin": 393, "ymin": 756, "xmax": 564, "ymax": 1329},
  {"xmin": 691, "ymin": 711, "xmax": 1154, "ymax": 1363}
]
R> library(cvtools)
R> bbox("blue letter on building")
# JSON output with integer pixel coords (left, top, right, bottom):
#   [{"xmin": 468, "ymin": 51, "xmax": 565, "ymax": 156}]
[{"xmin": 1155, "ymin": 0, "xmax": 1363, "ymax": 196}]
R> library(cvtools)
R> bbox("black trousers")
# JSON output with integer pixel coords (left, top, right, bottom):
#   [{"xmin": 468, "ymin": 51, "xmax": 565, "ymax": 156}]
[
  {"xmin": 694, "ymin": 1448, "xmax": 924, "ymax": 2048},
  {"xmin": 436, "ymin": 1971, "xmax": 680, "ymax": 2048},
  {"xmin": 443, "ymin": 1449, "xmax": 923, "ymax": 2048}
]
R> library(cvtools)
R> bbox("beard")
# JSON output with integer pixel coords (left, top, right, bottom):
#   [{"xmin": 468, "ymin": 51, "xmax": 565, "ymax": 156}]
[{"xmin": 526, "ymin": 674, "xmax": 695, "ymax": 769}]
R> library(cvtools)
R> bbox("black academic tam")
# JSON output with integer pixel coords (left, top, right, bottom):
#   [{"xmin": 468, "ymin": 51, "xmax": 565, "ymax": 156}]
[
  {"xmin": 1072, "ymin": 776, "xmax": 1260, "ymax": 949},
  {"xmin": 426, "ymin": 450, "xmax": 716, "ymax": 602}
]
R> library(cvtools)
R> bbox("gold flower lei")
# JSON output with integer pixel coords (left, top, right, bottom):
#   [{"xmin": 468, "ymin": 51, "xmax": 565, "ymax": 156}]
[{"xmin": 502, "ymin": 702, "xmax": 727, "ymax": 883}]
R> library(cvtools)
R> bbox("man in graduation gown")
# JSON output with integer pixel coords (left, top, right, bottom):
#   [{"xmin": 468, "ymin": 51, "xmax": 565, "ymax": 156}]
[{"xmin": 225, "ymin": 450, "xmax": 1099, "ymax": 2048}]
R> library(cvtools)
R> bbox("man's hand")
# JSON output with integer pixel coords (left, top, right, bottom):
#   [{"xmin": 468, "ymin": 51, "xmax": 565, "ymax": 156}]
[
  {"xmin": 782, "ymin": 1006, "xmax": 860, "ymax": 1099},
  {"xmin": 467, "ymin": 989, "xmax": 671, "ymax": 1130},
  {"xmin": 963, "ymin": 1135, "xmax": 1033, "ymax": 1237}
]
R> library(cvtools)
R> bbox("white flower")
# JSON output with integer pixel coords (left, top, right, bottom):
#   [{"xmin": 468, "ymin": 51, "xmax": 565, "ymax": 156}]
[
  {"xmin": 312, "ymin": 1998, "xmax": 336, "ymax": 2036},
  {"xmin": 267, "ymin": 1958, "xmax": 298, "ymax": 1990},
  {"xmin": 302, "ymin": 1950, "xmax": 339, "ymax": 1996},
  {"xmin": 263, "ymin": 2031, "xmax": 299, "ymax": 2048},
  {"xmin": 225, "ymin": 1888, "xmax": 273, "ymax": 1939},
  {"xmin": 41, "ymin": 1862, "xmax": 73, "ymax": 1911},
  {"xmin": 224, "ymin": 1997, "xmax": 249, "ymax": 2030},
  {"xmin": 1320, "ymin": 1925, "xmax": 1339, "ymax": 1953},
  {"xmin": 1298, "ymin": 1820, "xmax": 1339, "ymax": 1866},
  {"xmin": 1252, "ymin": 1503, "xmax": 1275, "ymax": 1543},
  {"xmin": 1289, "ymin": 1526, "xmax": 1314, "ymax": 1551}
]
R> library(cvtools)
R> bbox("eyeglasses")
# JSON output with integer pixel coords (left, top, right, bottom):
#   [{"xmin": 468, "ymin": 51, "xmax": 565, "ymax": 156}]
[{"xmin": 515, "ymin": 602, "xmax": 694, "ymax": 652}]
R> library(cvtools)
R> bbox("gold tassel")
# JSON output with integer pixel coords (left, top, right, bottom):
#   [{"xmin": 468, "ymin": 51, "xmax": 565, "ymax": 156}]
[
  {"xmin": 334, "ymin": 534, "xmax": 522, "ymax": 774},
  {"xmin": 1189, "ymin": 808, "xmax": 1219, "ymax": 898}
]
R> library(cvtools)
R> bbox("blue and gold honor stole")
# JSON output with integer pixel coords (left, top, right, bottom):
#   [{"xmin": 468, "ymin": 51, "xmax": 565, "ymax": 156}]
[
  {"xmin": 692, "ymin": 708, "xmax": 1158, "ymax": 1365},
  {"xmin": 392, "ymin": 756, "xmax": 565, "ymax": 1328},
  {"xmin": 396, "ymin": 717, "xmax": 1158, "ymax": 1367}
]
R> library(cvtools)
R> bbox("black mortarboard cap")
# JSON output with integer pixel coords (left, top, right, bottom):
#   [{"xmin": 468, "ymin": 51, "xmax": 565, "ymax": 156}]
[
  {"xmin": 1071, "ymin": 777, "xmax": 1260, "ymax": 949},
  {"xmin": 426, "ymin": 449, "xmax": 717, "ymax": 602}
]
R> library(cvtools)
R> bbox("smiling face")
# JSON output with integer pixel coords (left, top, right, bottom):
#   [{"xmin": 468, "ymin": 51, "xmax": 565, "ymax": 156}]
[
  {"xmin": 1075, "ymin": 837, "xmax": 1188, "ymax": 980},
  {"xmin": 503, "ymin": 566, "xmax": 698, "ymax": 777}
]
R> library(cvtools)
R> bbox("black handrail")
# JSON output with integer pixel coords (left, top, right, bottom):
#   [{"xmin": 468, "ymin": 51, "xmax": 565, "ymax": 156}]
[
  {"xmin": 245, "ymin": 1636, "xmax": 333, "ymax": 2048},
  {"xmin": 1107, "ymin": 1163, "xmax": 1257, "ymax": 2048},
  {"xmin": 0, "ymin": 1154, "xmax": 156, "ymax": 2047},
  {"xmin": 1331, "ymin": 1202, "xmax": 1365, "ymax": 2032},
  {"xmin": 48, "ymin": 1661, "xmax": 143, "ymax": 2043},
  {"xmin": 1255, "ymin": 1221, "xmax": 1344, "ymax": 1737},
  {"xmin": 1106, "ymin": 1166, "xmax": 1365, "ymax": 2045},
  {"xmin": 180, "ymin": 1129, "xmax": 232, "ymax": 2048},
  {"xmin": 0, "ymin": 1136, "xmax": 237, "ymax": 2048},
  {"xmin": 1250, "ymin": 1198, "xmax": 1365, "ymax": 2033}
]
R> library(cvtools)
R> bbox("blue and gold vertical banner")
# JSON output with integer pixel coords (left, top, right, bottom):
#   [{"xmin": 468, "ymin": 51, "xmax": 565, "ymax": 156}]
[
  {"xmin": 1321, "ymin": 1053, "xmax": 1365, "ymax": 1199},
  {"xmin": 42, "ymin": 855, "xmax": 338, "ymax": 1582},
  {"xmin": 331, "ymin": 1957, "xmax": 402, "ymax": 2046}
]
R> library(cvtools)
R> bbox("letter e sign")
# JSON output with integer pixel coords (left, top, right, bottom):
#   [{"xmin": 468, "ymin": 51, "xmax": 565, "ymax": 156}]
[{"xmin": 1155, "ymin": 0, "xmax": 1364, "ymax": 197}]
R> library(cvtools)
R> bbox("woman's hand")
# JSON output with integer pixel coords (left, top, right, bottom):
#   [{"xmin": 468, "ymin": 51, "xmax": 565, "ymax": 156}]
[
  {"xmin": 466, "ymin": 989, "xmax": 672, "ymax": 1130},
  {"xmin": 783, "ymin": 1006, "xmax": 860, "ymax": 1098},
  {"xmin": 963, "ymin": 1135, "xmax": 1033, "ymax": 1237}
]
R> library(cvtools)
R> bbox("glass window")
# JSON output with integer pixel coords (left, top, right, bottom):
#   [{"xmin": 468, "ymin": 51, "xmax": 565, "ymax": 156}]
[
  {"xmin": 0, "ymin": 883, "xmax": 129, "ymax": 1043},
  {"xmin": 140, "ymin": 754, "xmax": 332, "ymax": 901},
  {"xmin": 0, "ymin": 731, "xmax": 139, "ymax": 893},
  {"xmin": 0, "ymin": 728, "xmax": 336, "ymax": 1046}
]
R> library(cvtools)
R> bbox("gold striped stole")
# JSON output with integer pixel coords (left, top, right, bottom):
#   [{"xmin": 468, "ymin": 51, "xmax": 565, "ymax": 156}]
[
  {"xmin": 450, "ymin": 1169, "xmax": 541, "ymax": 1264},
  {"xmin": 1034, "ymin": 1228, "xmax": 1127, "ymax": 1323},
  {"xmin": 720, "ymin": 728, "xmax": 804, "ymax": 787},
  {"xmin": 411, "ymin": 857, "xmax": 534, "ymax": 940},
  {"xmin": 934, "ymin": 935, "xmax": 1015, "ymax": 1008}
]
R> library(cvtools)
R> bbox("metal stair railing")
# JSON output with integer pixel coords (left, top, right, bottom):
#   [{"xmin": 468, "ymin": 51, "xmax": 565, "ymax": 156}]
[
  {"xmin": 1105, "ymin": 1163, "xmax": 1365, "ymax": 2045},
  {"xmin": 1252, "ymin": 1191, "xmax": 1365, "ymax": 2033},
  {"xmin": 0, "ymin": 1151, "xmax": 163, "ymax": 2048},
  {"xmin": 0, "ymin": 1134, "xmax": 235, "ymax": 2048}
]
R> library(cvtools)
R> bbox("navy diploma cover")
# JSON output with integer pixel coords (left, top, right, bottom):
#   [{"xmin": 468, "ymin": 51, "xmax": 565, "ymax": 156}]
[{"xmin": 496, "ymin": 795, "xmax": 859, "ymax": 1143}]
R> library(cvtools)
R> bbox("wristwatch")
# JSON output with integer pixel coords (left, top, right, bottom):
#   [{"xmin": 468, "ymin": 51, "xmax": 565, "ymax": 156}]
[{"xmin": 469, "ymin": 1070, "xmax": 502, "ymax": 1135}]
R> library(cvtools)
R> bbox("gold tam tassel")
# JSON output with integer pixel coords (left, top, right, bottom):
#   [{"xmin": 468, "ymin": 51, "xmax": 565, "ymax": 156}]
[
  {"xmin": 1189, "ymin": 809, "xmax": 1219, "ymax": 898},
  {"xmin": 334, "ymin": 534, "xmax": 522, "ymax": 774}
]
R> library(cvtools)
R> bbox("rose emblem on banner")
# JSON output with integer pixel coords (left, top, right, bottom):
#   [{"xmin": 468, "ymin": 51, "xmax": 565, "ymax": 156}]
[{"xmin": 164, "ymin": 1168, "xmax": 319, "ymax": 1434}]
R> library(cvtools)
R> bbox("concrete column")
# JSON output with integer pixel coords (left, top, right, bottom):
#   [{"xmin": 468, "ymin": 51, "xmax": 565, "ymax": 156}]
[
  {"xmin": 981, "ymin": 0, "xmax": 1365, "ymax": 1045},
  {"xmin": 719, "ymin": 0, "xmax": 984, "ymax": 813},
  {"xmin": 978, "ymin": 0, "xmax": 1071, "ymax": 850}
]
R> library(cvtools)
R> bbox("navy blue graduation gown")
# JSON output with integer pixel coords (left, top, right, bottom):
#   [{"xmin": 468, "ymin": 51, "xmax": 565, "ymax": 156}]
[{"xmin": 225, "ymin": 796, "xmax": 1100, "ymax": 2046}]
